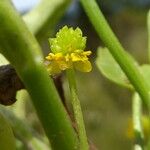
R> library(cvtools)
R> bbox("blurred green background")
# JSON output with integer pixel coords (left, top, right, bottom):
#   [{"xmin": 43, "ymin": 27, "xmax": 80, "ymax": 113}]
[{"xmin": 11, "ymin": 0, "xmax": 150, "ymax": 149}]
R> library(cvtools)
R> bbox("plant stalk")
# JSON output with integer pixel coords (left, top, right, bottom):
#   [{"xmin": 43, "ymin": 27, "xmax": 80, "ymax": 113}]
[
  {"xmin": 148, "ymin": 10, "xmax": 150, "ymax": 62},
  {"xmin": 80, "ymin": 0, "xmax": 150, "ymax": 109},
  {"xmin": 132, "ymin": 94, "xmax": 144, "ymax": 150},
  {"xmin": 66, "ymin": 68, "xmax": 89, "ymax": 150},
  {"xmin": 0, "ymin": 1, "xmax": 78, "ymax": 149}
]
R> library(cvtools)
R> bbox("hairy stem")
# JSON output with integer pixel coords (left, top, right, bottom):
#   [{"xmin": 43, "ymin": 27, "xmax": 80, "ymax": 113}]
[
  {"xmin": 132, "ymin": 94, "xmax": 144, "ymax": 150},
  {"xmin": 66, "ymin": 69, "xmax": 89, "ymax": 150}
]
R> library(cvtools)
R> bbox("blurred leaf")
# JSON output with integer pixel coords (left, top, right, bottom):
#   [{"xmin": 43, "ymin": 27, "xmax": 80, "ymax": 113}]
[
  {"xmin": 0, "ymin": 105, "xmax": 50, "ymax": 150},
  {"xmin": 23, "ymin": 0, "xmax": 71, "ymax": 38},
  {"xmin": 29, "ymin": 137, "xmax": 51, "ymax": 150},
  {"xmin": 0, "ymin": 113, "xmax": 16, "ymax": 150},
  {"xmin": 96, "ymin": 47, "xmax": 132, "ymax": 89},
  {"xmin": 96, "ymin": 47, "xmax": 150, "ymax": 90}
]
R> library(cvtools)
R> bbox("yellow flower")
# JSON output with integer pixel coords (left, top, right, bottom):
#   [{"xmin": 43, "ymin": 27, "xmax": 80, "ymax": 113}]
[
  {"xmin": 45, "ymin": 50, "xmax": 92, "ymax": 75},
  {"xmin": 45, "ymin": 26, "xmax": 92, "ymax": 75}
]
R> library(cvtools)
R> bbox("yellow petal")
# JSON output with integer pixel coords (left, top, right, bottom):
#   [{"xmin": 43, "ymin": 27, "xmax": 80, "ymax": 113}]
[
  {"xmin": 71, "ymin": 53, "xmax": 89, "ymax": 62},
  {"xmin": 71, "ymin": 53, "xmax": 81, "ymax": 61},
  {"xmin": 45, "ymin": 53, "xmax": 55, "ymax": 60},
  {"xmin": 65, "ymin": 54, "xmax": 71, "ymax": 61},
  {"xmin": 83, "ymin": 51, "xmax": 92, "ymax": 56},
  {"xmin": 47, "ymin": 62, "xmax": 62, "ymax": 75},
  {"xmin": 55, "ymin": 53, "xmax": 64, "ymax": 60},
  {"xmin": 58, "ymin": 60, "xmax": 70, "ymax": 70},
  {"xmin": 74, "ymin": 60, "xmax": 92, "ymax": 72},
  {"xmin": 45, "ymin": 56, "xmax": 51, "ymax": 60},
  {"xmin": 45, "ymin": 51, "xmax": 92, "ymax": 74}
]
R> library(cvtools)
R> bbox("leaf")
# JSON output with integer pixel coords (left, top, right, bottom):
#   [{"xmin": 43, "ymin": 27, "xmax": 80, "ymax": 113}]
[{"xmin": 96, "ymin": 47, "xmax": 132, "ymax": 89}]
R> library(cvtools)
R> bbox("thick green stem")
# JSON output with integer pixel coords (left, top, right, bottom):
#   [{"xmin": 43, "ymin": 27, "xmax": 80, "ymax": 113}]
[
  {"xmin": 66, "ymin": 69, "xmax": 89, "ymax": 150},
  {"xmin": 132, "ymin": 94, "xmax": 144, "ymax": 150},
  {"xmin": 0, "ymin": 1, "xmax": 78, "ymax": 149},
  {"xmin": 148, "ymin": 10, "xmax": 150, "ymax": 62},
  {"xmin": 80, "ymin": 0, "xmax": 150, "ymax": 108}
]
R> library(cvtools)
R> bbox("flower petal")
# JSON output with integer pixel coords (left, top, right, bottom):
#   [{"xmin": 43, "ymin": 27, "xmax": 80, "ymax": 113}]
[
  {"xmin": 47, "ymin": 62, "xmax": 62, "ymax": 75},
  {"xmin": 74, "ymin": 60, "xmax": 92, "ymax": 72},
  {"xmin": 58, "ymin": 60, "xmax": 70, "ymax": 70},
  {"xmin": 71, "ymin": 53, "xmax": 81, "ymax": 61},
  {"xmin": 45, "ymin": 50, "xmax": 92, "ymax": 75}
]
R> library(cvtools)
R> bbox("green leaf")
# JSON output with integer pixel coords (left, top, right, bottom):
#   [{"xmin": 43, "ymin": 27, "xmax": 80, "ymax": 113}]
[
  {"xmin": 96, "ymin": 47, "xmax": 132, "ymax": 89},
  {"xmin": 0, "ymin": 113, "xmax": 16, "ymax": 150}
]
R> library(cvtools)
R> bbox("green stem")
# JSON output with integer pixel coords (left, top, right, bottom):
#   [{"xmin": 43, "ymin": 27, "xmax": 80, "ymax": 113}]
[
  {"xmin": 80, "ymin": 0, "xmax": 150, "ymax": 108},
  {"xmin": 0, "ymin": 1, "xmax": 78, "ymax": 149},
  {"xmin": 66, "ymin": 68, "xmax": 89, "ymax": 150},
  {"xmin": 148, "ymin": 10, "xmax": 150, "ymax": 62},
  {"xmin": 132, "ymin": 93, "xmax": 144, "ymax": 150}
]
